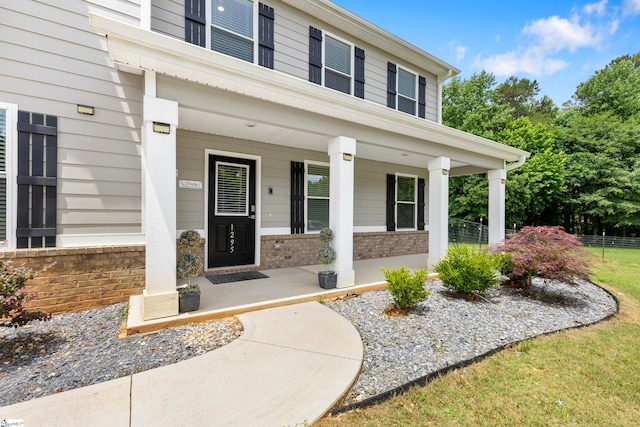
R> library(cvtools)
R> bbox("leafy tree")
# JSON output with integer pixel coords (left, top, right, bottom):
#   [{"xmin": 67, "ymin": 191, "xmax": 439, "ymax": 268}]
[
  {"xmin": 442, "ymin": 71, "xmax": 513, "ymax": 139},
  {"xmin": 493, "ymin": 226, "xmax": 592, "ymax": 291},
  {"xmin": 496, "ymin": 77, "xmax": 558, "ymax": 122},
  {"xmin": 573, "ymin": 52, "xmax": 640, "ymax": 120}
]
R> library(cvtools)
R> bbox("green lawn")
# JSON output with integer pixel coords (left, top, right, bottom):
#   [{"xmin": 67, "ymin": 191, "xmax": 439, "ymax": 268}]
[{"xmin": 318, "ymin": 248, "xmax": 640, "ymax": 426}]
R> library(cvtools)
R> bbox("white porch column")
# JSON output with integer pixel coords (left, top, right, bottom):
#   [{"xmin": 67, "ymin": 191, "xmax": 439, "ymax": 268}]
[
  {"xmin": 329, "ymin": 136, "xmax": 356, "ymax": 288},
  {"xmin": 488, "ymin": 169, "xmax": 507, "ymax": 246},
  {"xmin": 428, "ymin": 157, "xmax": 450, "ymax": 268},
  {"xmin": 141, "ymin": 95, "xmax": 179, "ymax": 320}
]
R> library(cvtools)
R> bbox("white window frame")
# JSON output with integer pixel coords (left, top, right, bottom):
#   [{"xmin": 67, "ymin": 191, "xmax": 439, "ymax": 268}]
[
  {"xmin": 0, "ymin": 102, "xmax": 17, "ymax": 250},
  {"xmin": 395, "ymin": 173, "xmax": 417, "ymax": 230},
  {"xmin": 322, "ymin": 32, "xmax": 354, "ymax": 95},
  {"xmin": 396, "ymin": 66, "xmax": 418, "ymax": 116},
  {"xmin": 304, "ymin": 160, "xmax": 330, "ymax": 233},
  {"xmin": 207, "ymin": 0, "xmax": 258, "ymax": 63}
]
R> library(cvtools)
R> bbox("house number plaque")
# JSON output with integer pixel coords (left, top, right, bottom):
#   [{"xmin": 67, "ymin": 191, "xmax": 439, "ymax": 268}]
[{"xmin": 229, "ymin": 224, "xmax": 235, "ymax": 254}]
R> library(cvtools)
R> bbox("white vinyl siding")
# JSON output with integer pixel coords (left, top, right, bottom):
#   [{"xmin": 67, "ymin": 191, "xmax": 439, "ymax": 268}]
[
  {"xmin": 0, "ymin": 1, "xmax": 143, "ymax": 237},
  {"xmin": 151, "ymin": 0, "xmax": 184, "ymax": 39}
]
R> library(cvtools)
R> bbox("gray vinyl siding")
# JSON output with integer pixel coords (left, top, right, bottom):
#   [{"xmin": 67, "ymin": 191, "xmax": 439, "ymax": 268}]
[
  {"xmin": 273, "ymin": 5, "xmax": 309, "ymax": 80},
  {"xmin": 425, "ymin": 73, "xmax": 438, "ymax": 122},
  {"xmin": 151, "ymin": 0, "xmax": 184, "ymax": 39},
  {"xmin": 354, "ymin": 159, "xmax": 428, "ymax": 228},
  {"xmin": 0, "ymin": 1, "xmax": 143, "ymax": 236},
  {"xmin": 176, "ymin": 130, "xmax": 330, "ymax": 231},
  {"xmin": 363, "ymin": 49, "xmax": 391, "ymax": 107}
]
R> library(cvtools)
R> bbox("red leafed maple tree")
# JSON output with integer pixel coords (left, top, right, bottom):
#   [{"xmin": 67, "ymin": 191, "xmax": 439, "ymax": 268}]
[{"xmin": 492, "ymin": 226, "xmax": 593, "ymax": 289}]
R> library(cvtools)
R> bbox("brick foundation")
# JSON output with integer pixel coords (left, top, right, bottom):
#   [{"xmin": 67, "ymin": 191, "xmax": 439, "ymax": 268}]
[
  {"xmin": 2, "ymin": 231, "xmax": 427, "ymax": 314},
  {"xmin": 1, "ymin": 245, "xmax": 145, "ymax": 315}
]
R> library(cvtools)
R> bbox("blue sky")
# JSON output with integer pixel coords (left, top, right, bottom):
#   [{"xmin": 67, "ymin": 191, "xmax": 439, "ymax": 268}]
[{"xmin": 334, "ymin": 0, "xmax": 640, "ymax": 106}]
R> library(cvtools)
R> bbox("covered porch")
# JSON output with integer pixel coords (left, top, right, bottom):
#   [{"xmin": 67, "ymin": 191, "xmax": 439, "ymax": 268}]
[{"xmin": 125, "ymin": 253, "xmax": 429, "ymax": 335}]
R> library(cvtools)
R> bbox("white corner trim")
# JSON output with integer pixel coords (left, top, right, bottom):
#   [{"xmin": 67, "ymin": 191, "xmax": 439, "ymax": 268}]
[{"xmin": 261, "ymin": 228, "xmax": 292, "ymax": 236}]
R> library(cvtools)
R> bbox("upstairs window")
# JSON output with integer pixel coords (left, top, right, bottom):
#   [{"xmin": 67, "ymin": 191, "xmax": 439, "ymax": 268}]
[
  {"xmin": 324, "ymin": 35, "xmax": 352, "ymax": 95},
  {"xmin": 211, "ymin": 0, "xmax": 254, "ymax": 63},
  {"xmin": 397, "ymin": 68, "xmax": 417, "ymax": 115}
]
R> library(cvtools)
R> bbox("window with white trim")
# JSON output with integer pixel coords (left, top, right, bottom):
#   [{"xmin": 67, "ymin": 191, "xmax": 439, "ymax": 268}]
[
  {"xmin": 397, "ymin": 67, "xmax": 417, "ymax": 115},
  {"xmin": 324, "ymin": 34, "xmax": 352, "ymax": 95},
  {"xmin": 396, "ymin": 174, "xmax": 416, "ymax": 229},
  {"xmin": 306, "ymin": 162, "xmax": 330, "ymax": 232},
  {"xmin": 0, "ymin": 103, "xmax": 15, "ymax": 249},
  {"xmin": 210, "ymin": 0, "xmax": 255, "ymax": 62}
]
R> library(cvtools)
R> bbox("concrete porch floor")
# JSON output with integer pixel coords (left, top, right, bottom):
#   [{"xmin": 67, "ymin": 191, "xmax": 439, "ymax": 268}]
[{"xmin": 126, "ymin": 253, "xmax": 431, "ymax": 335}]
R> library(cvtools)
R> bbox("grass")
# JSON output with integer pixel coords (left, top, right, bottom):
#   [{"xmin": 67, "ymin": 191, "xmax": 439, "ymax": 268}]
[{"xmin": 317, "ymin": 247, "xmax": 640, "ymax": 426}]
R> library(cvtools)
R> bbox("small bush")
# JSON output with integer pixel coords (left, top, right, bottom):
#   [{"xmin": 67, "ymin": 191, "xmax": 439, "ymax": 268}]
[
  {"xmin": 434, "ymin": 246, "xmax": 502, "ymax": 294},
  {"xmin": 1, "ymin": 260, "xmax": 51, "ymax": 328},
  {"xmin": 493, "ymin": 226, "xmax": 592, "ymax": 289},
  {"xmin": 382, "ymin": 266, "xmax": 429, "ymax": 310},
  {"xmin": 177, "ymin": 253, "xmax": 203, "ymax": 280}
]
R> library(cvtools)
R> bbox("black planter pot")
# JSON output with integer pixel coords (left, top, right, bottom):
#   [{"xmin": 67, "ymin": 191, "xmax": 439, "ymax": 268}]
[
  {"xmin": 318, "ymin": 272, "xmax": 337, "ymax": 289},
  {"xmin": 179, "ymin": 291, "xmax": 201, "ymax": 313}
]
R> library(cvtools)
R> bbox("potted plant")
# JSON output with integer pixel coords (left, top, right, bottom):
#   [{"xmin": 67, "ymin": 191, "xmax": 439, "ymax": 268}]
[
  {"xmin": 177, "ymin": 230, "xmax": 203, "ymax": 313},
  {"xmin": 317, "ymin": 227, "xmax": 337, "ymax": 289}
]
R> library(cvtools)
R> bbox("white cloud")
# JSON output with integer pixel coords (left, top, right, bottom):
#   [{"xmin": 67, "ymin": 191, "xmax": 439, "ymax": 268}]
[
  {"xmin": 477, "ymin": 49, "xmax": 569, "ymax": 76},
  {"xmin": 522, "ymin": 16, "xmax": 599, "ymax": 53},
  {"xmin": 584, "ymin": 0, "xmax": 608, "ymax": 15},
  {"xmin": 623, "ymin": 0, "xmax": 640, "ymax": 15},
  {"xmin": 475, "ymin": 3, "xmax": 621, "ymax": 77},
  {"xmin": 456, "ymin": 45, "xmax": 468, "ymax": 62}
]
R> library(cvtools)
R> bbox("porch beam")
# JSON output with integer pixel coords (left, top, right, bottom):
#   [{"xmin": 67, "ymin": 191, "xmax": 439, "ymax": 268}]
[
  {"xmin": 329, "ymin": 136, "xmax": 356, "ymax": 288},
  {"xmin": 141, "ymin": 95, "xmax": 179, "ymax": 320},
  {"xmin": 428, "ymin": 156, "xmax": 450, "ymax": 268},
  {"xmin": 488, "ymin": 168, "xmax": 506, "ymax": 246}
]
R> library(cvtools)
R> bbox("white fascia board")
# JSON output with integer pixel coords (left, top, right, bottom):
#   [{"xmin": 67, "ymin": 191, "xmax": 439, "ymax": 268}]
[
  {"xmin": 90, "ymin": 14, "xmax": 529, "ymax": 163},
  {"xmin": 281, "ymin": 0, "xmax": 459, "ymax": 80}
]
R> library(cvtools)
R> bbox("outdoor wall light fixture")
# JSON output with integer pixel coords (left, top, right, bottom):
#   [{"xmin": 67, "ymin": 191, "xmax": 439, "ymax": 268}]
[
  {"xmin": 152, "ymin": 122, "xmax": 171, "ymax": 134},
  {"xmin": 77, "ymin": 104, "xmax": 95, "ymax": 115},
  {"xmin": 442, "ymin": 169, "xmax": 449, "ymax": 175},
  {"xmin": 343, "ymin": 153, "xmax": 353, "ymax": 161}
]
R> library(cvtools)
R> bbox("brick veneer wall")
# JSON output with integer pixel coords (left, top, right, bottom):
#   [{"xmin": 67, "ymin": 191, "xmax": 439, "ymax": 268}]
[
  {"xmin": 1, "ymin": 245, "xmax": 145, "ymax": 315},
  {"xmin": 260, "ymin": 230, "xmax": 429, "ymax": 269}
]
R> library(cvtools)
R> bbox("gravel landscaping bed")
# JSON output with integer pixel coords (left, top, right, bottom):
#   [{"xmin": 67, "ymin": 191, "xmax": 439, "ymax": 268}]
[
  {"xmin": 0, "ymin": 305, "xmax": 242, "ymax": 407},
  {"xmin": 0, "ymin": 278, "xmax": 616, "ymax": 409},
  {"xmin": 325, "ymin": 278, "xmax": 617, "ymax": 404}
]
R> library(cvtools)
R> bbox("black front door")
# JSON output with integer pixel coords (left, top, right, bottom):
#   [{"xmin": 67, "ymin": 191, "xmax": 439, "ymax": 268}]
[{"xmin": 208, "ymin": 155, "xmax": 256, "ymax": 268}]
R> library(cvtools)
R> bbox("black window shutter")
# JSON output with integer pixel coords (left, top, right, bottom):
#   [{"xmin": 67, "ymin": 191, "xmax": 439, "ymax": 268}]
[
  {"xmin": 418, "ymin": 76, "xmax": 427, "ymax": 119},
  {"xmin": 291, "ymin": 161, "xmax": 305, "ymax": 234},
  {"xmin": 16, "ymin": 111, "xmax": 57, "ymax": 249},
  {"xmin": 309, "ymin": 27, "xmax": 323, "ymax": 85},
  {"xmin": 387, "ymin": 62, "xmax": 397, "ymax": 109},
  {"xmin": 185, "ymin": 0, "xmax": 206, "ymax": 47},
  {"xmin": 258, "ymin": 3, "xmax": 275, "ymax": 69},
  {"xmin": 417, "ymin": 178, "xmax": 425, "ymax": 230},
  {"xmin": 354, "ymin": 47, "xmax": 365, "ymax": 99},
  {"xmin": 386, "ymin": 174, "xmax": 396, "ymax": 231}
]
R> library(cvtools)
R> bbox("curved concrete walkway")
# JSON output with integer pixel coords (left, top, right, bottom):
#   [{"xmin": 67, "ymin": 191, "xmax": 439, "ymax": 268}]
[{"xmin": 0, "ymin": 302, "xmax": 363, "ymax": 426}]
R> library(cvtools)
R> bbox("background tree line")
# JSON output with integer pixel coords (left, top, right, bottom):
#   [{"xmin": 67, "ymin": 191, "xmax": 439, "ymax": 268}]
[{"xmin": 443, "ymin": 51, "xmax": 640, "ymax": 237}]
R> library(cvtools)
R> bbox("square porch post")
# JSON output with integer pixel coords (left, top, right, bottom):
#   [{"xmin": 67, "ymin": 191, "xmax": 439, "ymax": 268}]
[
  {"xmin": 141, "ymin": 95, "xmax": 179, "ymax": 320},
  {"xmin": 329, "ymin": 136, "xmax": 356, "ymax": 288},
  {"xmin": 428, "ymin": 156, "xmax": 450, "ymax": 268},
  {"xmin": 488, "ymin": 168, "xmax": 506, "ymax": 246}
]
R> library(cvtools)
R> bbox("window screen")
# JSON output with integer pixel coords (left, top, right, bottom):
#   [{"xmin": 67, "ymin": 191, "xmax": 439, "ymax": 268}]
[
  {"xmin": 307, "ymin": 163, "xmax": 330, "ymax": 231},
  {"xmin": 325, "ymin": 35, "xmax": 351, "ymax": 94},
  {"xmin": 396, "ymin": 175, "xmax": 416, "ymax": 229},
  {"xmin": 398, "ymin": 68, "xmax": 416, "ymax": 115},
  {"xmin": 211, "ymin": 0, "xmax": 254, "ymax": 62}
]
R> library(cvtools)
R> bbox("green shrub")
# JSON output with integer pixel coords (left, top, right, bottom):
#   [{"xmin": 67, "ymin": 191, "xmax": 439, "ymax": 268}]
[
  {"xmin": 381, "ymin": 266, "xmax": 429, "ymax": 310},
  {"xmin": 435, "ymin": 246, "xmax": 502, "ymax": 294},
  {"xmin": 1, "ymin": 260, "xmax": 51, "ymax": 327}
]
